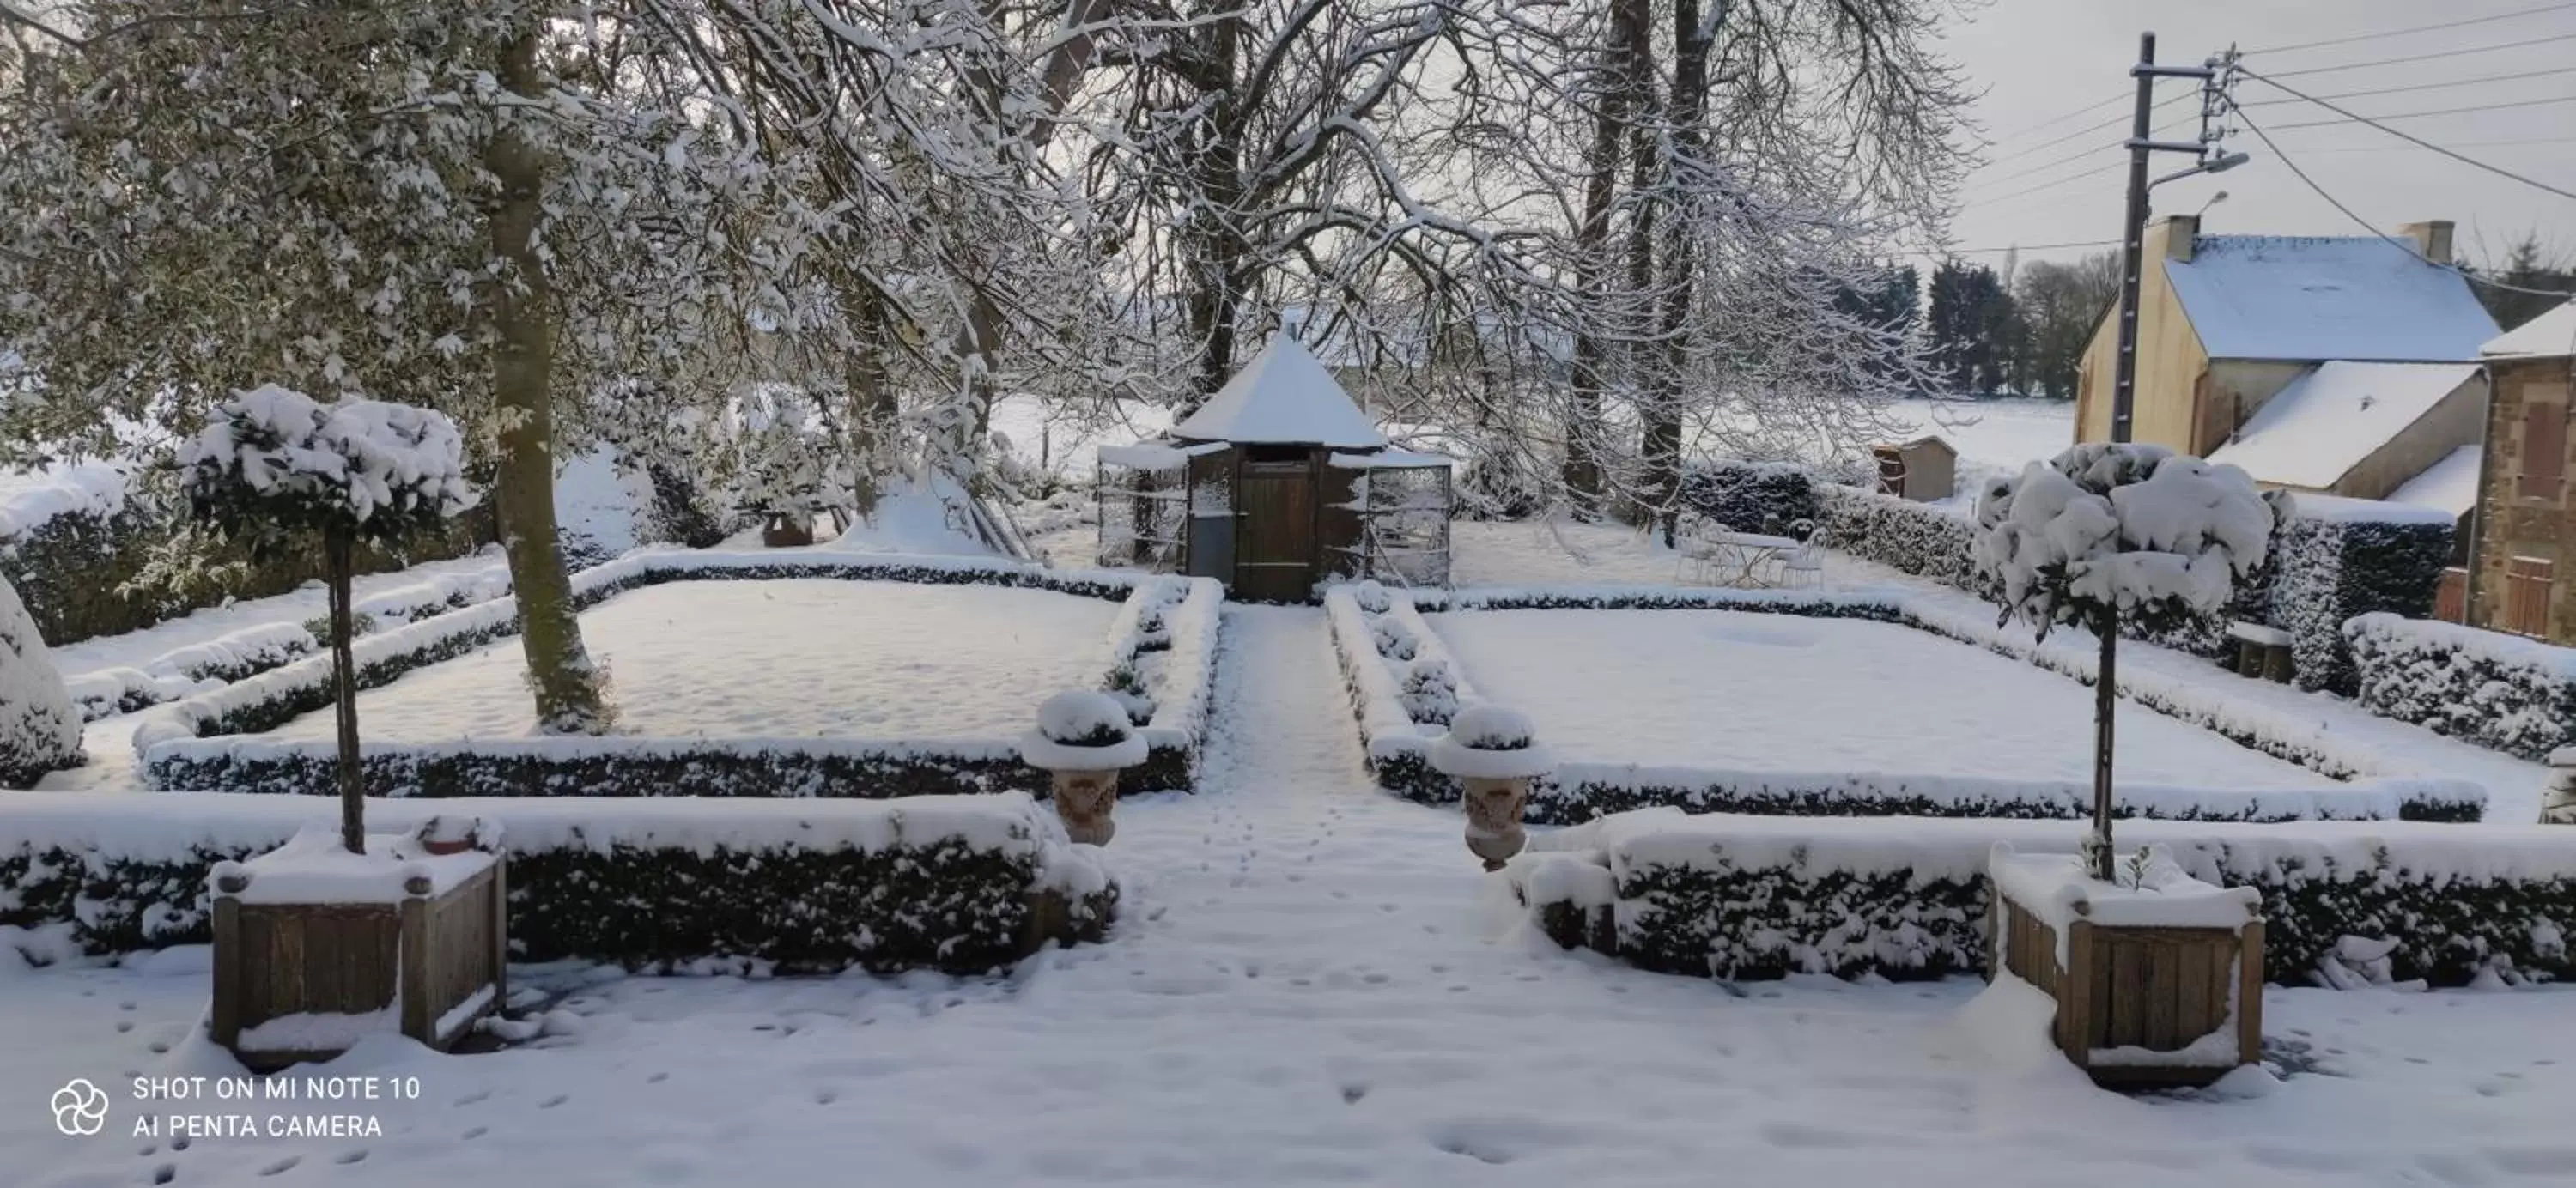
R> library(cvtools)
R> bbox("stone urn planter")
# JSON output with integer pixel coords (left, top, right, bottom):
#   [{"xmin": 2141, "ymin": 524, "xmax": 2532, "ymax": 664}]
[
  {"xmin": 1986, "ymin": 842, "xmax": 2263, "ymax": 1089},
  {"xmin": 1426, "ymin": 705, "xmax": 1554, "ymax": 871},
  {"xmin": 1021, "ymin": 690, "xmax": 1148, "ymax": 846},
  {"xmin": 210, "ymin": 823, "xmax": 507, "ymax": 1071}
]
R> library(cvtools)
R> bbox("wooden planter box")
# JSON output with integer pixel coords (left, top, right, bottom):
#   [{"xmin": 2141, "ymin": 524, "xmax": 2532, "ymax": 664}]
[
  {"xmin": 211, "ymin": 852, "xmax": 507, "ymax": 1071},
  {"xmin": 2228, "ymin": 621, "xmax": 2293, "ymax": 684},
  {"xmin": 1988, "ymin": 870, "xmax": 2262, "ymax": 1089}
]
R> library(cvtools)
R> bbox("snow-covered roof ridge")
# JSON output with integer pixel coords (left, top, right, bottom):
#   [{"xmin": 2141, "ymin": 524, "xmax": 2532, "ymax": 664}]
[
  {"xmin": 1169, "ymin": 333, "xmax": 1390, "ymax": 449},
  {"xmin": 2484, "ymin": 300, "xmax": 2576, "ymax": 359},
  {"xmin": 2205, "ymin": 361, "xmax": 2482, "ymax": 490},
  {"xmin": 2166, "ymin": 235, "xmax": 2500, "ymax": 362}
]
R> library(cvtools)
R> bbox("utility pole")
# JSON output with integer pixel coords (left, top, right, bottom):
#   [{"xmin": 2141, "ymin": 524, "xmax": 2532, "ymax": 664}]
[{"xmin": 2108, "ymin": 33, "xmax": 2232, "ymax": 444}]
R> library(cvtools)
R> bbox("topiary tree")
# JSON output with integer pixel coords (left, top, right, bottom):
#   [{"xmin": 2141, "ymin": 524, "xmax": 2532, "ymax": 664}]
[
  {"xmin": 0, "ymin": 574, "xmax": 82, "ymax": 788},
  {"xmin": 180, "ymin": 386, "xmax": 477, "ymax": 854},
  {"xmin": 1974, "ymin": 444, "xmax": 2270, "ymax": 879}
]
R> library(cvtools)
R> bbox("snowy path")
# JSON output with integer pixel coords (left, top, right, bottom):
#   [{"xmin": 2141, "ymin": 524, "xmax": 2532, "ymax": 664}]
[{"xmin": 15, "ymin": 607, "xmax": 2576, "ymax": 1185}]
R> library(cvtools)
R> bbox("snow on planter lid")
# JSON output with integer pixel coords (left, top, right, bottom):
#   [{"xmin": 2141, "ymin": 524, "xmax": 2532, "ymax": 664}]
[
  {"xmin": 1021, "ymin": 689, "xmax": 1149, "ymax": 771},
  {"xmin": 212, "ymin": 824, "xmax": 497, "ymax": 906},
  {"xmin": 1426, "ymin": 705, "xmax": 1555, "ymax": 780},
  {"xmin": 1989, "ymin": 843, "xmax": 2259, "ymax": 936}
]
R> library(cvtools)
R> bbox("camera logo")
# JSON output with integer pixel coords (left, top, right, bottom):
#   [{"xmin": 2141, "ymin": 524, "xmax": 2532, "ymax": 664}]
[{"xmin": 52, "ymin": 1078, "xmax": 110, "ymax": 1136}]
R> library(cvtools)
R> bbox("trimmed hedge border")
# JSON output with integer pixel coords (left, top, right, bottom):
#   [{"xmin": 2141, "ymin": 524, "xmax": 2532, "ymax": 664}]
[
  {"xmin": 0, "ymin": 791, "xmax": 1116, "ymax": 972},
  {"xmin": 1534, "ymin": 767, "xmax": 2482, "ymax": 825},
  {"xmin": 1330, "ymin": 584, "xmax": 2486, "ymax": 822},
  {"xmin": 2269, "ymin": 498, "xmax": 2453, "ymax": 696},
  {"xmin": 137, "ymin": 553, "xmax": 1220, "ymax": 800},
  {"xmin": 1509, "ymin": 813, "xmax": 2576, "ymax": 987},
  {"xmin": 2348, "ymin": 613, "xmax": 2576, "ymax": 762}
]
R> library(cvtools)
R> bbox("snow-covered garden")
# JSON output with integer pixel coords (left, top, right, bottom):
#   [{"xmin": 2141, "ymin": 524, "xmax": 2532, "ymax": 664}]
[
  {"xmin": 255, "ymin": 580, "xmax": 1118, "ymax": 743},
  {"xmin": 6, "ymin": 0, "xmax": 2576, "ymax": 1179}
]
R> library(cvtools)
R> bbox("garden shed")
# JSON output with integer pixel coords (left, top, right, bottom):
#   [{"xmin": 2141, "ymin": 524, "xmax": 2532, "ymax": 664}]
[
  {"xmin": 1871, "ymin": 434, "xmax": 1958, "ymax": 502},
  {"xmin": 1097, "ymin": 333, "xmax": 1452, "ymax": 602}
]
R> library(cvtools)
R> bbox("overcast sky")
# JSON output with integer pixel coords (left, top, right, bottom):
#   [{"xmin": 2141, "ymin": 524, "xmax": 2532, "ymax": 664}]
[{"xmin": 1924, "ymin": 0, "xmax": 2576, "ymax": 274}]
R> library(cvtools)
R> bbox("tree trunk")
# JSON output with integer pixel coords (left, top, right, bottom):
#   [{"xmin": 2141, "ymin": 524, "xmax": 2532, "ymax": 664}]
[
  {"xmin": 844, "ymin": 288, "xmax": 898, "ymax": 517},
  {"xmin": 326, "ymin": 528, "xmax": 364, "ymax": 856},
  {"xmin": 488, "ymin": 27, "xmax": 611, "ymax": 735},
  {"xmin": 1642, "ymin": 0, "xmax": 1713, "ymax": 545},
  {"xmin": 1564, "ymin": 0, "xmax": 1649, "ymax": 513},
  {"xmin": 1181, "ymin": 15, "xmax": 1246, "ymax": 409},
  {"xmin": 2091, "ymin": 617, "xmax": 2118, "ymax": 881}
]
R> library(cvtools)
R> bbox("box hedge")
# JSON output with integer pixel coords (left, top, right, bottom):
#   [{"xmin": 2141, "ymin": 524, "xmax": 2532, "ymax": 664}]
[
  {"xmin": 135, "ymin": 554, "xmax": 1216, "ymax": 800},
  {"xmin": 2268, "ymin": 496, "xmax": 2454, "ymax": 695},
  {"xmin": 2347, "ymin": 613, "xmax": 2576, "ymax": 762},
  {"xmin": 1510, "ymin": 813, "xmax": 2576, "ymax": 987},
  {"xmin": 0, "ymin": 792, "xmax": 1116, "ymax": 973}
]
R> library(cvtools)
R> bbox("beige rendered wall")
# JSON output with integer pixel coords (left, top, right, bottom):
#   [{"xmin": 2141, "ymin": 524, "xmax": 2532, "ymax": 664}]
[{"xmin": 2075, "ymin": 218, "xmax": 2205, "ymax": 452}]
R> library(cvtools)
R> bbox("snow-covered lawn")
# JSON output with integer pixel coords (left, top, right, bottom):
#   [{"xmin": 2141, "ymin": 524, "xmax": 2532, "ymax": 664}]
[
  {"xmin": 256, "ymin": 579, "xmax": 1118, "ymax": 742},
  {"xmin": 1431, "ymin": 608, "xmax": 2324, "ymax": 788},
  {"xmin": 10, "ymin": 608, "xmax": 2575, "ymax": 1187}
]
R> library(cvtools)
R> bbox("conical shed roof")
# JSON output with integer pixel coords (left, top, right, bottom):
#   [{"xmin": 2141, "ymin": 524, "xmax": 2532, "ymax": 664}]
[{"xmin": 1170, "ymin": 333, "xmax": 1389, "ymax": 449}]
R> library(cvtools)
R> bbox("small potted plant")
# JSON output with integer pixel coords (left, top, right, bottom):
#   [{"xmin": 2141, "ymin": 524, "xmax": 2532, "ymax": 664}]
[
  {"xmin": 1021, "ymin": 690, "xmax": 1148, "ymax": 846},
  {"xmin": 1426, "ymin": 705, "xmax": 1553, "ymax": 870}
]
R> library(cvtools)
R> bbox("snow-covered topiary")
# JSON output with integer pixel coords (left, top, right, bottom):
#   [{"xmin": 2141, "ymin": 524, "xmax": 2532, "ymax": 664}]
[
  {"xmin": 179, "ymin": 385, "xmax": 477, "ymax": 549},
  {"xmin": 1370, "ymin": 615, "xmax": 1418, "ymax": 661},
  {"xmin": 1022, "ymin": 689, "xmax": 1149, "ymax": 771},
  {"xmin": 1975, "ymin": 444, "xmax": 2270, "ymax": 639},
  {"xmin": 0, "ymin": 575, "xmax": 82, "ymax": 787},
  {"xmin": 1399, "ymin": 658, "xmax": 1459, "ymax": 727},
  {"xmin": 1427, "ymin": 704, "xmax": 1553, "ymax": 780},
  {"xmin": 1348, "ymin": 579, "xmax": 1394, "ymax": 615},
  {"xmin": 1975, "ymin": 444, "xmax": 2271, "ymax": 879}
]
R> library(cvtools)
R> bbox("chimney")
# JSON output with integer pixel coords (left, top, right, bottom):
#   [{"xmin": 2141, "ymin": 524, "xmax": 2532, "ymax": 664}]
[
  {"xmin": 2157, "ymin": 214, "xmax": 2200, "ymax": 263},
  {"xmin": 2398, "ymin": 220, "xmax": 2455, "ymax": 264}
]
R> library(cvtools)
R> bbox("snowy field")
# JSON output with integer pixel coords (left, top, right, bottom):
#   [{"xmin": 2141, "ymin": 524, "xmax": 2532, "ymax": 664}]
[
  {"xmin": 1431, "ymin": 608, "xmax": 2323, "ymax": 787},
  {"xmin": 258, "ymin": 580, "xmax": 1117, "ymax": 742},
  {"xmin": 1878, "ymin": 397, "xmax": 2074, "ymax": 476},
  {"xmin": 12, "ymin": 606, "xmax": 2576, "ymax": 1187}
]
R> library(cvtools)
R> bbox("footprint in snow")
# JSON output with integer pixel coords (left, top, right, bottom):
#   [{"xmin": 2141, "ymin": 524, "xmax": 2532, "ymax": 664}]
[
  {"xmin": 152, "ymin": 1165, "xmax": 176, "ymax": 1185},
  {"xmin": 539, "ymin": 1094, "xmax": 570, "ymax": 1109},
  {"xmin": 336, "ymin": 1149, "xmax": 368, "ymax": 1165},
  {"xmin": 454, "ymin": 1089, "xmax": 491, "ymax": 1106},
  {"xmin": 258, "ymin": 1157, "xmax": 301, "ymax": 1177},
  {"xmin": 464, "ymin": 1126, "xmax": 488, "ymax": 1140}
]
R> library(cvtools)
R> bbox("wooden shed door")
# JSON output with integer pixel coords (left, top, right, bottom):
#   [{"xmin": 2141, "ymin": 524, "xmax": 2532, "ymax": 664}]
[{"xmin": 1236, "ymin": 463, "xmax": 1315, "ymax": 602}]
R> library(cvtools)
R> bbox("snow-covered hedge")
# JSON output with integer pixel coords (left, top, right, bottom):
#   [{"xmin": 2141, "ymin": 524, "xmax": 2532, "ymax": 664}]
[
  {"xmin": 0, "ymin": 791, "xmax": 1115, "ymax": 971},
  {"xmin": 1340, "ymin": 585, "xmax": 2482, "ymax": 821},
  {"xmin": 1679, "ymin": 461, "xmax": 1820, "ymax": 536},
  {"xmin": 134, "ymin": 552, "xmax": 1211, "ymax": 799},
  {"xmin": 1107, "ymin": 576, "xmax": 1224, "ymax": 793},
  {"xmin": 1534, "ymin": 767, "xmax": 2479, "ymax": 826},
  {"xmin": 1812, "ymin": 483, "xmax": 1994, "ymax": 596},
  {"xmin": 1, "ymin": 575, "xmax": 82, "ymax": 785},
  {"xmin": 2348, "ymin": 614, "xmax": 2576, "ymax": 761},
  {"xmin": 1323, "ymin": 584, "xmax": 1495, "ymax": 804},
  {"xmin": 1510, "ymin": 811, "xmax": 2576, "ymax": 986},
  {"xmin": 2269, "ymin": 495, "xmax": 2454, "ymax": 695},
  {"xmin": 0, "ymin": 491, "xmax": 488, "ymax": 647}
]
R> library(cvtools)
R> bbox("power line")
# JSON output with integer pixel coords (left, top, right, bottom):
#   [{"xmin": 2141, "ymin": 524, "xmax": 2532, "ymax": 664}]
[
  {"xmin": 2263, "ymin": 93, "xmax": 2576, "ymax": 131},
  {"xmin": 2261, "ymin": 30, "xmax": 2576, "ymax": 79},
  {"xmin": 2236, "ymin": 64, "xmax": 2576, "ymax": 107},
  {"xmin": 1944, "ymin": 239, "xmax": 2120, "ymax": 256},
  {"xmin": 2297, "ymin": 134, "xmax": 2576, "ymax": 155},
  {"xmin": 1969, "ymin": 109, "xmax": 2202, "ymax": 192},
  {"xmin": 2240, "ymin": 71, "xmax": 2576, "ymax": 201},
  {"xmin": 1971, "ymin": 161, "xmax": 2126, "ymax": 208},
  {"xmin": 2241, "ymin": 0, "xmax": 2576, "ymax": 55},
  {"xmin": 1984, "ymin": 91, "xmax": 2198, "ymax": 168},
  {"xmin": 1986, "ymin": 90, "xmax": 2130, "ymax": 144},
  {"xmin": 2232, "ymin": 106, "xmax": 2576, "ymax": 298}
]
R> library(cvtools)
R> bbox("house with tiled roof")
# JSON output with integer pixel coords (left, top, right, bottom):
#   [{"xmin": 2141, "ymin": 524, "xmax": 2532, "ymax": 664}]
[{"xmin": 2073, "ymin": 215, "xmax": 2498, "ymax": 504}]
